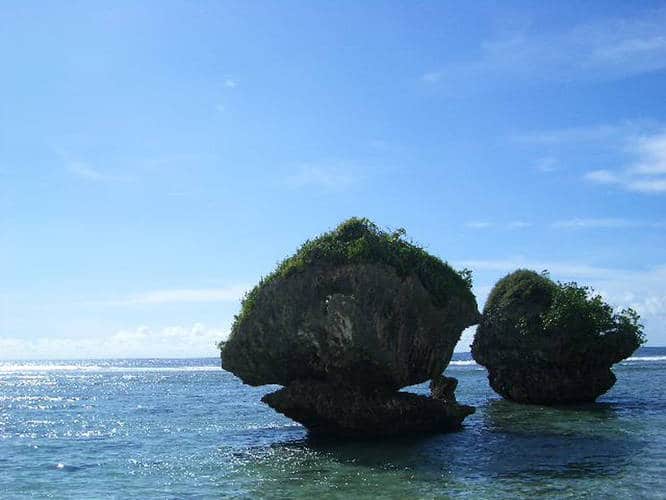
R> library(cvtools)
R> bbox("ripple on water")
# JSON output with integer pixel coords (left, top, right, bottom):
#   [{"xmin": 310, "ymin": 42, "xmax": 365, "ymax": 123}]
[{"xmin": 0, "ymin": 354, "xmax": 664, "ymax": 498}]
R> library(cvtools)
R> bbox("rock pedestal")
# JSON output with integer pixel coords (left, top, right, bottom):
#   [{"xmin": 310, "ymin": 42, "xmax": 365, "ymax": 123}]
[{"xmin": 262, "ymin": 378, "xmax": 474, "ymax": 438}]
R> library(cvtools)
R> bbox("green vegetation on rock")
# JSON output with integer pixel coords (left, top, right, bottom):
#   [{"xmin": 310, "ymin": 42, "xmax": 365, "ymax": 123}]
[
  {"xmin": 229, "ymin": 217, "xmax": 474, "ymax": 339},
  {"xmin": 476, "ymin": 269, "xmax": 645, "ymax": 364}
]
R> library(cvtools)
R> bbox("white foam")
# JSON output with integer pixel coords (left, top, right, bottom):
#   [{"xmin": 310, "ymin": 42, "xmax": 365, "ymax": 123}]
[
  {"xmin": 623, "ymin": 356, "xmax": 666, "ymax": 362},
  {"xmin": 449, "ymin": 360, "xmax": 478, "ymax": 366},
  {"xmin": 0, "ymin": 364, "xmax": 221, "ymax": 373}
]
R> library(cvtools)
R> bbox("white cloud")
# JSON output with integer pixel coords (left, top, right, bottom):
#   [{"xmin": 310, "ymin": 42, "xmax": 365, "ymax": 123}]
[
  {"xmin": 285, "ymin": 166, "xmax": 356, "ymax": 190},
  {"xmin": 97, "ymin": 286, "xmax": 248, "ymax": 306},
  {"xmin": 67, "ymin": 161, "xmax": 106, "ymax": 180},
  {"xmin": 584, "ymin": 169, "xmax": 622, "ymax": 185},
  {"xmin": 466, "ymin": 221, "xmax": 532, "ymax": 230},
  {"xmin": 422, "ymin": 9, "xmax": 666, "ymax": 85},
  {"xmin": 552, "ymin": 218, "xmax": 664, "ymax": 229},
  {"xmin": 515, "ymin": 124, "xmax": 625, "ymax": 145},
  {"xmin": 515, "ymin": 122, "xmax": 666, "ymax": 195},
  {"xmin": 631, "ymin": 132, "xmax": 666, "ymax": 175},
  {"xmin": 66, "ymin": 161, "xmax": 131, "ymax": 182},
  {"xmin": 534, "ymin": 157, "xmax": 559, "ymax": 173},
  {"xmin": 0, "ymin": 323, "xmax": 229, "ymax": 359},
  {"xmin": 466, "ymin": 221, "xmax": 494, "ymax": 229},
  {"xmin": 585, "ymin": 130, "xmax": 666, "ymax": 194},
  {"xmin": 421, "ymin": 71, "xmax": 445, "ymax": 84},
  {"xmin": 507, "ymin": 221, "xmax": 532, "ymax": 229},
  {"xmin": 628, "ymin": 178, "xmax": 666, "ymax": 193},
  {"xmin": 224, "ymin": 78, "xmax": 237, "ymax": 88}
]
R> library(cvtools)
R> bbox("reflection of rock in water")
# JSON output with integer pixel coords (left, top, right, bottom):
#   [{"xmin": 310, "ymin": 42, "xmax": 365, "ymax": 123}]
[
  {"xmin": 221, "ymin": 218, "xmax": 479, "ymax": 436},
  {"xmin": 222, "ymin": 394, "xmax": 644, "ymax": 498},
  {"xmin": 478, "ymin": 399, "xmax": 639, "ymax": 479}
]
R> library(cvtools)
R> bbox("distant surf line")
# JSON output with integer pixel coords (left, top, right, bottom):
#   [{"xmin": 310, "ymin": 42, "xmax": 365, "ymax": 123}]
[{"xmin": 1, "ymin": 355, "xmax": 664, "ymax": 373}]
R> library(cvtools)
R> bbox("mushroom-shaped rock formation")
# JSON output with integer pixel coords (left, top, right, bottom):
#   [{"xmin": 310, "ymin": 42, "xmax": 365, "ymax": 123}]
[
  {"xmin": 472, "ymin": 270, "xmax": 645, "ymax": 405},
  {"xmin": 221, "ymin": 218, "xmax": 479, "ymax": 436}
]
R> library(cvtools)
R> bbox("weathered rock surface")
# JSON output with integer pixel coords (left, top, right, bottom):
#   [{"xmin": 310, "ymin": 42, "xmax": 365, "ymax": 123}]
[
  {"xmin": 222, "ymin": 263, "xmax": 478, "ymax": 391},
  {"xmin": 221, "ymin": 218, "xmax": 479, "ymax": 436},
  {"xmin": 483, "ymin": 364, "xmax": 617, "ymax": 405},
  {"xmin": 472, "ymin": 269, "xmax": 643, "ymax": 405}
]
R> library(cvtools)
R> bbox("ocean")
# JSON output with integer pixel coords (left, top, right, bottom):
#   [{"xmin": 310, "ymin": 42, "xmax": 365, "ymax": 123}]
[{"xmin": 1, "ymin": 347, "xmax": 665, "ymax": 499}]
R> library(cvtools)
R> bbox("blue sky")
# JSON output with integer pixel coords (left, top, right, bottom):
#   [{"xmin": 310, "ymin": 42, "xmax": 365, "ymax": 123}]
[{"xmin": 1, "ymin": 1, "xmax": 665, "ymax": 358}]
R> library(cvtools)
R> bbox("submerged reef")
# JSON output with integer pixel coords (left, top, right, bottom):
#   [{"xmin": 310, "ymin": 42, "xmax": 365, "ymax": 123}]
[
  {"xmin": 472, "ymin": 270, "xmax": 645, "ymax": 405},
  {"xmin": 221, "ymin": 218, "xmax": 479, "ymax": 436}
]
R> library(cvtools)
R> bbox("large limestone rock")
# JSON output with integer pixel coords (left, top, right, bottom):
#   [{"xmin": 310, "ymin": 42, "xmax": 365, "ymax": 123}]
[
  {"xmin": 222, "ymin": 263, "xmax": 477, "ymax": 391},
  {"xmin": 221, "ymin": 218, "xmax": 479, "ymax": 436},
  {"xmin": 472, "ymin": 270, "xmax": 644, "ymax": 405}
]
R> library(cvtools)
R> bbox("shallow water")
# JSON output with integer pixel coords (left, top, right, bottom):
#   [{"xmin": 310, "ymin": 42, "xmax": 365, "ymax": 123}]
[{"xmin": 1, "ymin": 348, "xmax": 665, "ymax": 498}]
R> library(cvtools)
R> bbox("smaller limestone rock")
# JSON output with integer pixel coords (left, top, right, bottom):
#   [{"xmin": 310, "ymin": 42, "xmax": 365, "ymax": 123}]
[{"xmin": 472, "ymin": 269, "xmax": 645, "ymax": 405}]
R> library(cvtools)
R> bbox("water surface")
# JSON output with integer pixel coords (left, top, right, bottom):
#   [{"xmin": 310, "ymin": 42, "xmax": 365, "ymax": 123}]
[{"xmin": 1, "ymin": 348, "xmax": 665, "ymax": 498}]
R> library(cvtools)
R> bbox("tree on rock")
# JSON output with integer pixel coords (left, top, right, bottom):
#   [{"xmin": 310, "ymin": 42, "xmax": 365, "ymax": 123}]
[{"xmin": 472, "ymin": 269, "xmax": 645, "ymax": 405}]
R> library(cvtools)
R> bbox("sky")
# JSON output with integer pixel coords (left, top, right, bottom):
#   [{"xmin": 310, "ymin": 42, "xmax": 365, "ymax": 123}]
[{"xmin": 1, "ymin": 1, "xmax": 665, "ymax": 358}]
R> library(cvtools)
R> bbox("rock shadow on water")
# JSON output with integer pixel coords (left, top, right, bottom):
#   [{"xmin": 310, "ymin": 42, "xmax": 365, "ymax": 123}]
[
  {"xmin": 476, "ymin": 399, "xmax": 643, "ymax": 480},
  {"xmin": 224, "ymin": 433, "xmax": 465, "ymax": 496},
  {"xmin": 220, "ymin": 398, "xmax": 647, "ymax": 498}
]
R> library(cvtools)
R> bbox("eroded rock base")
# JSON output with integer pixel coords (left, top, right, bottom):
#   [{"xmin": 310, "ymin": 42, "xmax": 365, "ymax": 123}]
[
  {"xmin": 487, "ymin": 365, "xmax": 616, "ymax": 405},
  {"xmin": 262, "ymin": 377, "xmax": 474, "ymax": 437}
]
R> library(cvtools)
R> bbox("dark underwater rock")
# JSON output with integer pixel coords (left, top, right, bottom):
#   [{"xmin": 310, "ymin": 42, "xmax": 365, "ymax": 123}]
[
  {"xmin": 472, "ymin": 269, "xmax": 644, "ymax": 405},
  {"xmin": 262, "ymin": 378, "xmax": 474, "ymax": 437},
  {"xmin": 221, "ymin": 218, "xmax": 479, "ymax": 435}
]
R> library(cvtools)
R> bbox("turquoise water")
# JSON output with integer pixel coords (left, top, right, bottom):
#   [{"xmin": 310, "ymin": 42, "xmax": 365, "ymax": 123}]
[{"xmin": 1, "ymin": 348, "xmax": 665, "ymax": 499}]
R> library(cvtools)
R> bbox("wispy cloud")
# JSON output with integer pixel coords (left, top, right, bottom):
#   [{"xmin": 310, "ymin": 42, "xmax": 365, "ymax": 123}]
[
  {"xmin": 631, "ymin": 132, "xmax": 666, "ymax": 175},
  {"xmin": 534, "ymin": 157, "xmax": 559, "ymax": 173},
  {"xmin": 584, "ymin": 169, "xmax": 621, "ymax": 184},
  {"xmin": 66, "ymin": 161, "xmax": 132, "ymax": 182},
  {"xmin": 553, "ymin": 218, "xmax": 665, "ymax": 229},
  {"xmin": 585, "ymin": 130, "xmax": 666, "ymax": 194},
  {"xmin": 423, "ymin": 9, "xmax": 666, "ymax": 85},
  {"xmin": 507, "ymin": 221, "xmax": 532, "ymax": 229},
  {"xmin": 466, "ymin": 220, "xmax": 532, "ymax": 230},
  {"xmin": 421, "ymin": 71, "xmax": 446, "ymax": 84},
  {"xmin": 285, "ymin": 165, "xmax": 357, "ymax": 190},
  {"xmin": 97, "ymin": 286, "xmax": 248, "ymax": 307},
  {"xmin": 515, "ymin": 121, "xmax": 666, "ymax": 195},
  {"xmin": 465, "ymin": 221, "xmax": 494, "ymax": 229},
  {"xmin": 514, "ymin": 124, "xmax": 627, "ymax": 145},
  {"xmin": 468, "ymin": 217, "xmax": 664, "ymax": 230},
  {"xmin": 0, "ymin": 323, "xmax": 228, "ymax": 359},
  {"xmin": 224, "ymin": 78, "xmax": 237, "ymax": 88}
]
